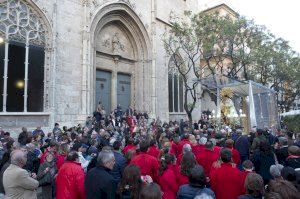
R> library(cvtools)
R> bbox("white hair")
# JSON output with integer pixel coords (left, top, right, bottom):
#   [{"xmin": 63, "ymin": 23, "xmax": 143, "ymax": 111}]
[
  {"xmin": 270, "ymin": 164, "xmax": 284, "ymax": 178},
  {"xmin": 97, "ymin": 150, "xmax": 114, "ymax": 165},
  {"xmin": 199, "ymin": 137, "xmax": 207, "ymax": 145},
  {"xmin": 183, "ymin": 144, "xmax": 192, "ymax": 154}
]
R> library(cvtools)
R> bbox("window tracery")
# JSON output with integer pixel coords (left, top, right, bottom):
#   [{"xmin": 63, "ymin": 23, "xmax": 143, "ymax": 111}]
[{"xmin": 0, "ymin": 0, "xmax": 46, "ymax": 46}]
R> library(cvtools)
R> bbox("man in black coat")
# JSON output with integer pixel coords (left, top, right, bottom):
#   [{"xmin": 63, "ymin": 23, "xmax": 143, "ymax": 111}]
[
  {"xmin": 18, "ymin": 127, "xmax": 29, "ymax": 146},
  {"xmin": 234, "ymin": 129, "xmax": 250, "ymax": 164},
  {"xmin": 85, "ymin": 150, "xmax": 116, "ymax": 199},
  {"xmin": 275, "ymin": 137, "xmax": 289, "ymax": 166},
  {"xmin": 110, "ymin": 141, "xmax": 126, "ymax": 184}
]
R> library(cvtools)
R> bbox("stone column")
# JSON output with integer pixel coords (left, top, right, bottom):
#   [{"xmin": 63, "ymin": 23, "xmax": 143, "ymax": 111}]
[
  {"xmin": 150, "ymin": 0, "xmax": 157, "ymax": 118},
  {"xmin": 111, "ymin": 57, "xmax": 118, "ymax": 111}
]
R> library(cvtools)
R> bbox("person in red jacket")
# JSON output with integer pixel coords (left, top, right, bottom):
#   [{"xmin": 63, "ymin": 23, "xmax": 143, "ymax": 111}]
[
  {"xmin": 123, "ymin": 138, "xmax": 137, "ymax": 155},
  {"xmin": 240, "ymin": 160, "xmax": 255, "ymax": 194},
  {"xmin": 196, "ymin": 141, "xmax": 219, "ymax": 177},
  {"xmin": 210, "ymin": 148, "xmax": 244, "ymax": 199},
  {"xmin": 225, "ymin": 139, "xmax": 241, "ymax": 165},
  {"xmin": 177, "ymin": 151, "xmax": 197, "ymax": 186},
  {"xmin": 147, "ymin": 139, "xmax": 160, "ymax": 159},
  {"xmin": 192, "ymin": 137, "xmax": 207, "ymax": 157},
  {"xmin": 40, "ymin": 141, "xmax": 59, "ymax": 164},
  {"xmin": 158, "ymin": 154, "xmax": 179, "ymax": 199},
  {"xmin": 130, "ymin": 140, "xmax": 159, "ymax": 182},
  {"xmin": 178, "ymin": 134, "xmax": 191, "ymax": 156},
  {"xmin": 170, "ymin": 136, "xmax": 180, "ymax": 158},
  {"xmin": 56, "ymin": 151, "xmax": 86, "ymax": 199}
]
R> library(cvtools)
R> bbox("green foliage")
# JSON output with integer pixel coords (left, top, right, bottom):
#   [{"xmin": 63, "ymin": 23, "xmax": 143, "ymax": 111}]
[
  {"xmin": 164, "ymin": 10, "xmax": 300, "ymax": 112},
  {"xmin": 283, "ymin": 115, "xmax": 300, "ymax": 133}
]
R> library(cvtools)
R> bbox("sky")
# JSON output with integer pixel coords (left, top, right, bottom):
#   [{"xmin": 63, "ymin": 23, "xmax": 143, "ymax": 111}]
[{"xmin": 200, "ymin": 0, "xmax": 300, "ymax": 53}]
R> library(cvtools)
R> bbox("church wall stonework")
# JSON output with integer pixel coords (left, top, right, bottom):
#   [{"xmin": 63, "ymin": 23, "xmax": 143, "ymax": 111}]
[{"xmin": 1, "ymin": 0, "xmax": 206, "ymax": 131}]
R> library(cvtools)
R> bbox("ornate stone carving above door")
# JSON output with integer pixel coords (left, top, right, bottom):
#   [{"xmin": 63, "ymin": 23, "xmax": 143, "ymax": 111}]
[{"xmin": 96, "ymin": 23, "xmax": 135, "ymax": 60}]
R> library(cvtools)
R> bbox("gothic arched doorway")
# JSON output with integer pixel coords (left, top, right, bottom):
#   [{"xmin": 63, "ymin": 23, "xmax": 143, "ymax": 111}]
[{"xmin": 90, "ymin": 3, "xmax": 152, "ymax": 114}]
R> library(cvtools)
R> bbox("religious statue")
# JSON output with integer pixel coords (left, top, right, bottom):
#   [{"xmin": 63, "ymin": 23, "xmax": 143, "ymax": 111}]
[
  {"xmin": 112, "ymin": 33, "xmax": 125, "ymax": 54},
  {"xmin": 220, "ymin": 88, "xmax": 239, "ymax": 126}
]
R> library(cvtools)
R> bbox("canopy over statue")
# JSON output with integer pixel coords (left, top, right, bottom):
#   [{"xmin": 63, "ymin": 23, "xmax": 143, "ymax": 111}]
[{"xmin": 200, "ymin": 75, "xmax": 279, "ymax": 132}]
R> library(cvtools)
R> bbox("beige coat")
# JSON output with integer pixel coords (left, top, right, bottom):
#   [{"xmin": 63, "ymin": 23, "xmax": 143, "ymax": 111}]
[{"xmin": 3, "ymin": 164, "xmax": 39, "ymax": 199}]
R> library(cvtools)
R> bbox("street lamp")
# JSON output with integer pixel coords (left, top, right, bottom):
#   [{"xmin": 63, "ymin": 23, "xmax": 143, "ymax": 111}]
[{"xmin": 0, "ymin": 37, "xmax": 4, "ymax": 44}]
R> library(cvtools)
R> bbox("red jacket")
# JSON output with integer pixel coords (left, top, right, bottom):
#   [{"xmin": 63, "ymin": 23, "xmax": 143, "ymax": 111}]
[
  {"xmin": 192, "ymin": 144, "xmax": 205, "ymax": 157},
  {"xmin": 147, "ymin": 145, "xmax": 160, "ymax": 159},
  {"xmin": 178, "ymin": 139, "xmax": 191, "ymax": 155},
  {"xmin": 159, "ymin": 165, "xmax": 179, "ymax": 199},
  {"xmin": 40, "ymin": 149, "xmax": 58, "ymax": 164},
  {"xmin": 170, "ymin": 142, "xmax": 180, "ymax": 158},
  {"xmin": 130, "ymin": 152, "xmax": 159, "ymax": 182},
  {"xmin": 177, "ymin": 153, "xmax": 183, "ymax": 166},
  {"xmin": 56, "ymin": 161, "xmax": 86, "ymax": 199},
  {"xmin": 172, "ymin": 165, "xmax": 189, "ymax": 186},
  {"xmin": 210, "ymin": 163, "xmax": 243, "ymax": 199},
  {"xmin": 227, "ymin": 147, "xmax": 241, "ymax": 165},
  {"xmin": 241, "ymin": 170, "xmax": 253, "ymax": 194},
  {"xmin": 40, "ymin": 149, "xmax": 49, "ymax": 164},
  {"xmin": 177, "ymin": 173, "xmax": 189, "ymax": 186},
  {"xmin": 214, "ymin": 146, "xmax": 222, "ymax": 154},
  {"xmin": 123, "ymin": 144, "xmax": 136, "ymax": 155},
  {"xmin": 196, "ymin": 149, "xmax": 219, "ymax": 176},
  {"xmin": 56, "ymin": 154, "xmax": 66, "ymax": 170}
]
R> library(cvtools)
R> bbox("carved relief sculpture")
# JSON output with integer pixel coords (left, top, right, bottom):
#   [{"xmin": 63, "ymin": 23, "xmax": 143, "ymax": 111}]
[{"xmin": 112, "ymin": 32, "xmax": 125, "ymax": 54}]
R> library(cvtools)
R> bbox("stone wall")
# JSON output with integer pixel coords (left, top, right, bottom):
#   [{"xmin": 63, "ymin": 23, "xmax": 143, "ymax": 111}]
[{"xmin": 1, "ymin": 0, "xmax": 207, "ymax": 130}]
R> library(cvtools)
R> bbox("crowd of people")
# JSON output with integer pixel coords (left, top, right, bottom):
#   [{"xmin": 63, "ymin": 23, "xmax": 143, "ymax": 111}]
[{"xmin": 0, "ymin": 105, "xmax": 299, "ymax": 199}]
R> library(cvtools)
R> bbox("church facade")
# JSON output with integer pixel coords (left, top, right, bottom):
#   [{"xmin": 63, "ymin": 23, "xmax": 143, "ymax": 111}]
[{"xmin": 0, "ymin": 0, "xmax": 222, "ymax": 130}]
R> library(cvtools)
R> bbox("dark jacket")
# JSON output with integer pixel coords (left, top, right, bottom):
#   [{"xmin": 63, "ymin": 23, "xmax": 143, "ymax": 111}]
[
  {"xmin": 275, "ymin": 147, "xmax": 289, "ymax": 166},
  {"xmin": 119, "ymin": 190, "xmax": 132, "ymax": 199},
  {"xmin": 87, "ymin": 156, "xmax": 97, "ymax": 172},
  {"xmin": 235, "ymin": 135, "xmax": 250, "ymax": 156},
  {"xmin": 85, "ymin": 165, "xmax": 117, "ymax": 199},
  {"xmin": 238, "ymin": 195, "xmax": 262, "ymax": 199},
  {"xmin": 0, "ymin": 161, "xmax": 10, "ymax": 194},
  {"xmin": 251, "ymin": 135, "xmax": 267, "ymax": 151},
  {"xmin": 110, "ymin": 151, "xmax": 126, "ymax": 183},
  {"xmin": 24, "ymin": 151, "xmax": 40, "ymax": 174},
  {"xmin": 252, "ymin": 151, "xmax": 275, "ymax": 184},
  {"xmin": 286, "ymin": 156, "xmax": 300, "ymax": 169},
  {"xmin": 177, "ymin": 184, "xmax": 215, "ymax": 199},
  {"xmin": 37, "ymin": 161, "xmax": 57, "ymax": 186},
  {"xmin": 18, "ymin": 131, "xmax": 29, "ymax": 146},
  {"xmin": 0, "ymin": 151, "xmax": 10, "ymax": 171}
]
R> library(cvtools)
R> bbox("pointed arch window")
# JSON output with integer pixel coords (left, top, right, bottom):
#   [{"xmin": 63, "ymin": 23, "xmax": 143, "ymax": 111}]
[
  {"xmin": 168, "ymin": 55, "xmax": 184, "ymax": 113},
  {"xmin": 0, "ymin": 0, "xmax": 47, "ymax": 112}
]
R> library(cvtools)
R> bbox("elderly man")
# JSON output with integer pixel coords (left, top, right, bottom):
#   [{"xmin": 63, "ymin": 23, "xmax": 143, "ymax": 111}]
[
  {"xmin": 3, "ymin": 150, "xmax": 39, "ymax": 199},
  {"xmin": 85, "ymin": 149, "xmax": 116, "ymax": 199}
]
